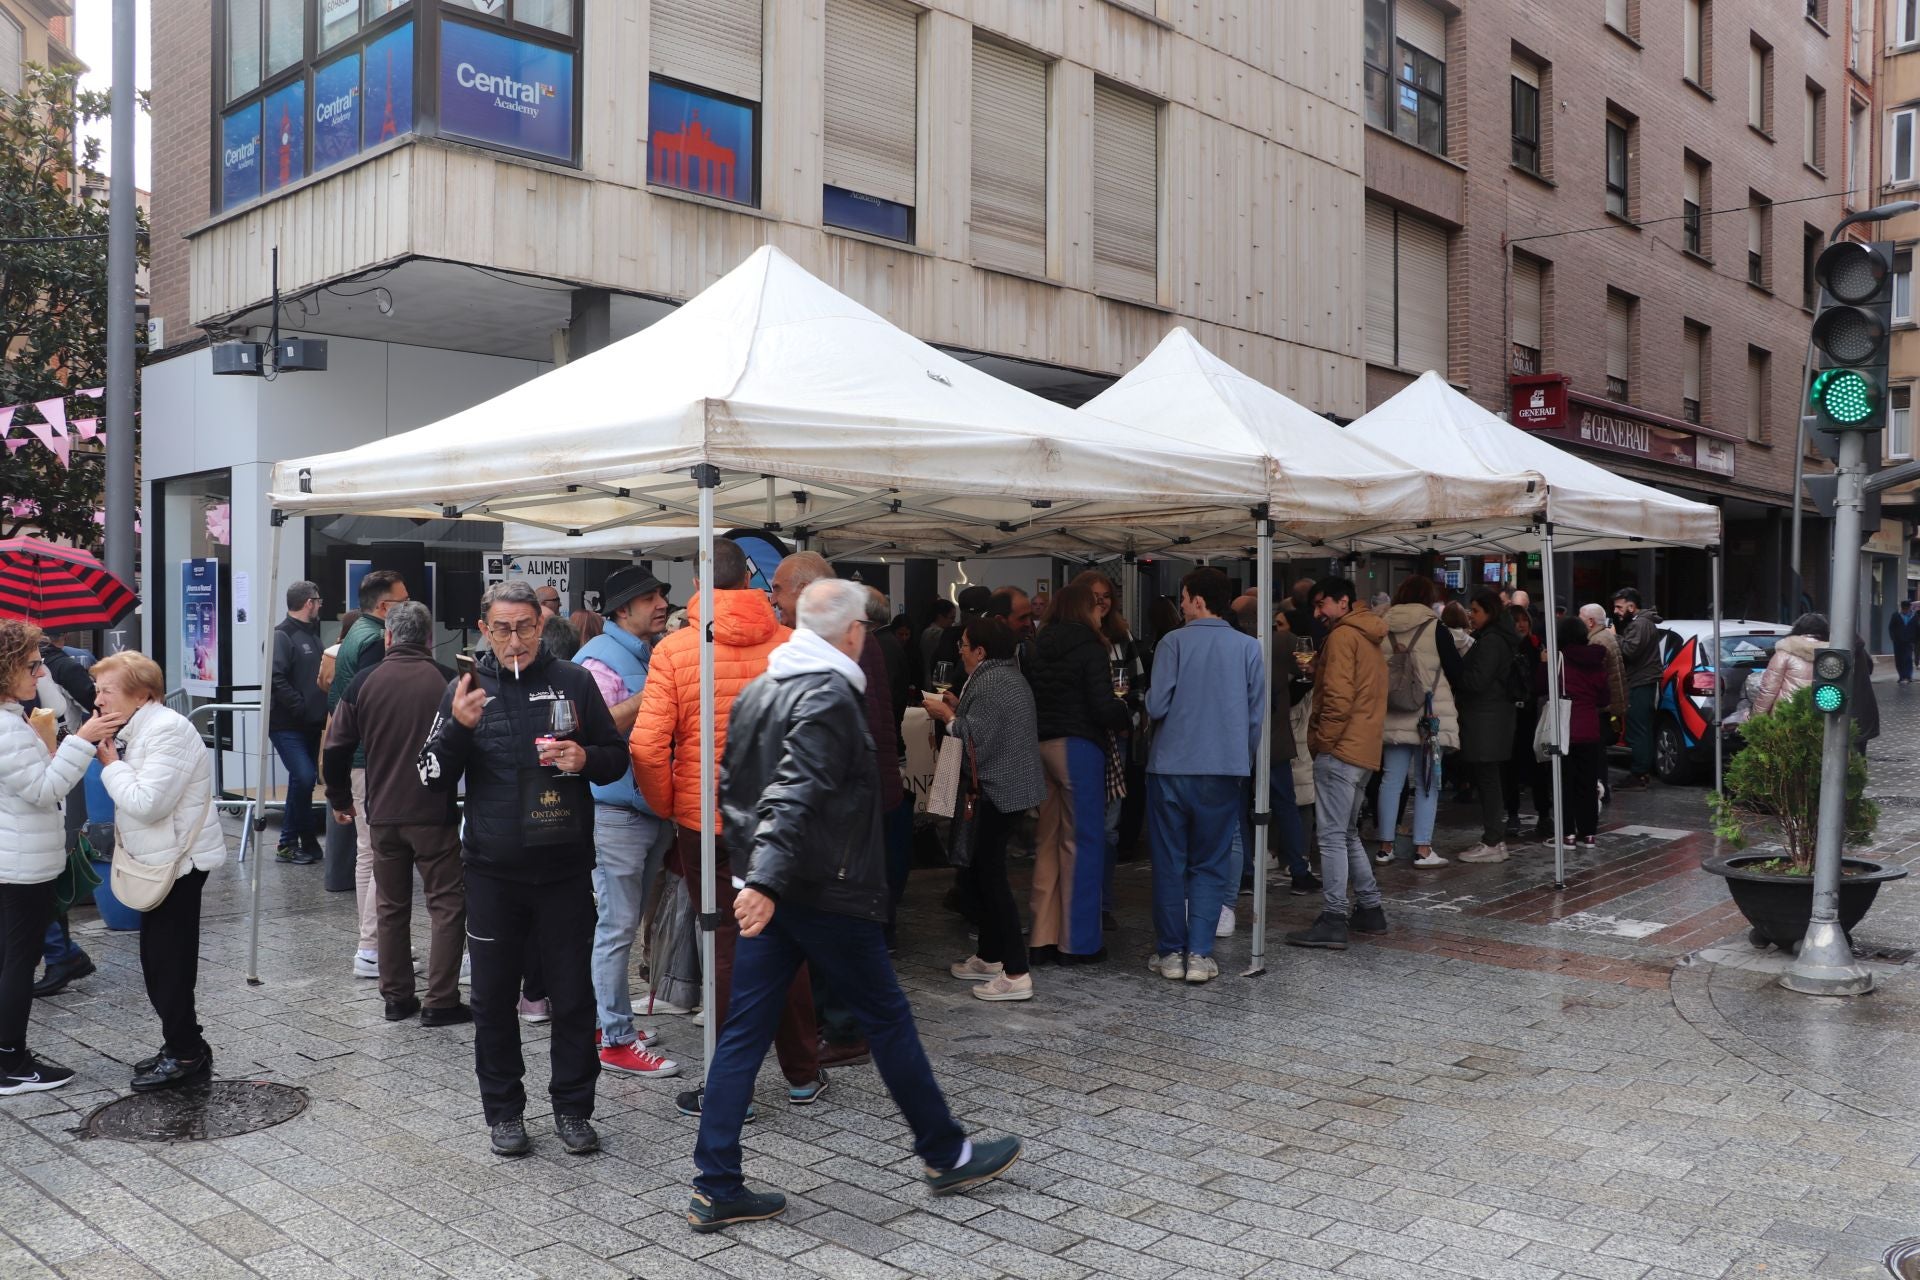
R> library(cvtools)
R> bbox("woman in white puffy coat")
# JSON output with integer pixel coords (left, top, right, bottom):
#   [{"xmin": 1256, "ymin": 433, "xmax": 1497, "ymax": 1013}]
[
  {"xmin": 91, "ymin": 650, "xmax": 227, "ymax": 1092},
  {"xmin": 0, "ymin": 621, "xmax": 121, "ymax": 1095}
]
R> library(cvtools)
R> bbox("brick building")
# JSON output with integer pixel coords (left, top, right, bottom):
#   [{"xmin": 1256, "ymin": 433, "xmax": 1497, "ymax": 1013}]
[{"xmin": 1362, "ymin": 0, "xmax": 1869, "ymax": 623}]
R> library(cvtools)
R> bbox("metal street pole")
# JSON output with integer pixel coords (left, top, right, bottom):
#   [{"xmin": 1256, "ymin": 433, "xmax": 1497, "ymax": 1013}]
[
  {"xmin": 1782, "ymin": 426, "xmax": 1874, "ymax": 996},
  {"xmin": 104, "ymin": 0, "xmax": 137, "ymax": 592}
]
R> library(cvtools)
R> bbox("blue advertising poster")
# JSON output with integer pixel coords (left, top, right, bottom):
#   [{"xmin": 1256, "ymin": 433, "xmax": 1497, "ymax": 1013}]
[
  {"xmin": 648, "ymin": 79, "xmax": 755, "ymax": 206},
  {"xmin": 313, "ymin": 52, "xmax": 362, "ymax": 171},
  {"xmin": 181, "ymin": 559, "xmax": 220, "ymax": 696},
  {"xmin": 221, "ymin": 104, "xmax": 262, "ymax": 210},
  {"xmin": 263, "ymin": 80, "xmax": 307, "ymax": 193},
  {"xmin": 362, "ymin": 21, "xmax": 414, "ymax": 147},
  {"xmin": 439, "ymin": 21, "xmax": 573, "ymax": 162}
]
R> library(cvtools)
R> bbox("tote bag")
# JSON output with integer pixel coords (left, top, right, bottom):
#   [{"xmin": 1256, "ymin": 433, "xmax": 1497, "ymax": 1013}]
[{"xmin": 111, "ymin": 796, "xmax": 210, "ymax": 912}]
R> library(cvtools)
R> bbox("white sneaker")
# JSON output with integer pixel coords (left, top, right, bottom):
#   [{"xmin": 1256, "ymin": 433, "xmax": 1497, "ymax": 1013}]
[
  {"xmin": 691, "ymin": 1008, "xmax": 706, "ymax": 1027},
  {"xmin": 1216, "ymin": 906, "xmax": 1236, "ymax": 938},
  {"xmin": 1149, "ymin": 951, "xmax": 1186, "ymax": 980},
  {"xmin": 972, "ymin": 973, "xmax": 1034, "ymax": 1002},
  {"xmin": 1412, "ymin": 849, "xmax": 1449, "ymax": 868},
  {"xmin": 353, "ymin": 954, "xmax": 377, "ymax": 979},
  {"xmin": 1457, "ymin": 842, "xmax": 1510, "ymax": 863},
  {"xmin": 949, "ymin": 956, "xmax": 1005, "ymax": 982},
  {"xmin": 1184, "ymin": 955, "xmax": 1220, "ymax": 984},
  {"xmin": 459, "ymin": 952, "xmax": 471, "ymax": 985},
  {"xmin": 645, "ymin": 993, "xmax": 695, "ymax": 1016}
]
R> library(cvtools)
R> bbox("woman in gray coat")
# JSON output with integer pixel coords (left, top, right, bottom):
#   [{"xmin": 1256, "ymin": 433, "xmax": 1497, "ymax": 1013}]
[{"xmin": 1454, "ymin": 590, "xmax": 1520, "ymax": 864}]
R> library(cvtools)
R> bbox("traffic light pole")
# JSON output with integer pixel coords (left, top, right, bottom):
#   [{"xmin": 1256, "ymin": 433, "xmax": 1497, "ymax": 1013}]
[{"xmin": 1782, "ymin": 426, "xmax": 1874, "ymax": 997}]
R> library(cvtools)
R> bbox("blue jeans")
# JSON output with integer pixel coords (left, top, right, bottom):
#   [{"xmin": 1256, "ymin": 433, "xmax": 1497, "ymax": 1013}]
[
  {"xmin": 1375, "ymin": 744, "xmax": 1442, "ymax": 847},
  {"xmin": 1145, "ymin": 773, "xmax": 1242, "ymax": 959},
  {"xmin": 43, "ymin": 918, "xmax": 80, "ymax": 965},
  {"xmin": 1314, "ymin": 756, "xmax": 1381, "ymax": 918},
  {"xmin": 1267, "ymin": 755, "xmax": 1310, "ymax": 877},
  {"xmin": 1102, "ymin": 794, "xmax": 1122, "ymax": 911},
  {"xmin": 884, "ymin": 794, "xmax": 914, "ymax": 924},
  {"xmin": 590, "ymin": 804, "xmax": 675, "ymax": 1047},
  {"xmin": 693, "ymin": 903, "xmax": 966, "ymax": 1201},
  {"xmin": 270, "ymin": 729, "xmax": 321, "ymax": 844}
]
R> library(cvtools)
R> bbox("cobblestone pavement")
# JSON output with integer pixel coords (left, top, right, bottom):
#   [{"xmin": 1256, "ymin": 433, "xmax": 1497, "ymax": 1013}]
[{"xmin": 6, "ymin": 687, "xmax": 1920, "ymax": 1279}]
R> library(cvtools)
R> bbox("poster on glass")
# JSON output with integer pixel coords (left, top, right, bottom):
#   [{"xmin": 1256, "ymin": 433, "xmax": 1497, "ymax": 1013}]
[{"xmin": 182, "ymin": 558, "xmax": 221, "ymax": 696}]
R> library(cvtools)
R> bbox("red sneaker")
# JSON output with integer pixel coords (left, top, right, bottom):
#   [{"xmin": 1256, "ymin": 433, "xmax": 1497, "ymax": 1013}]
[{"xmin": 600, "ymin": 1041, "xmax": 681, "ymax": 1078}]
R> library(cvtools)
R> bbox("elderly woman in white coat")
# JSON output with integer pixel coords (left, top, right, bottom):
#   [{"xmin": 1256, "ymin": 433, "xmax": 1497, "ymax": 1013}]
[
  {"xmin": 92, "ymin": 650, "xmax": 227, "ymax": 1092},
  {"xmin": 0, "ymin": 621, "xmax": 121, "ymax": 1094}
]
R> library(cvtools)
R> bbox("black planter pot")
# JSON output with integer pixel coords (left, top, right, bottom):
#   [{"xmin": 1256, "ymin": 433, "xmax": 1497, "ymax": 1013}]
[{"xmin": 1703, "ymin": 854, "xmax": 1908, "ymax": 950}]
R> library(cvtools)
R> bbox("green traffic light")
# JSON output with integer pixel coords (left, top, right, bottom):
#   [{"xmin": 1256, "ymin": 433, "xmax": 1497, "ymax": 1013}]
[
  {"xmin": 1814, "ymin": 683, "xmax": 1846, "ymax": 713},
  {"xmin": 1811, "ymin": 368, "xmax": 1878, "ymax": 425}
]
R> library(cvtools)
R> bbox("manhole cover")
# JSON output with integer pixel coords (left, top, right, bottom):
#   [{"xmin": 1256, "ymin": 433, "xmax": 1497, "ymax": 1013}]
[
  {"xmin": 82, "ymin": 1080, "xmax": 307, "ymax": 1143},
  {"xmin": 1887, "ymin": 1238, "xmax": 1920, "ymax": 1278}
]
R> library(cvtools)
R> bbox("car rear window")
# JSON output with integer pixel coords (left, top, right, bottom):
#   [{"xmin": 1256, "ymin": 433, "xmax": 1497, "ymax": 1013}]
[{"xmin": 1717, "ymin": 634, "xmax": 1780, "ymax": 666}]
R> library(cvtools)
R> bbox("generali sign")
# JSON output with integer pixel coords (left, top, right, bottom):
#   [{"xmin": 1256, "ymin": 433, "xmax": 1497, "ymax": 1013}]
[{"xmin": 1509, "ymin": 374, "xmax": 1734, "ymax": 479}]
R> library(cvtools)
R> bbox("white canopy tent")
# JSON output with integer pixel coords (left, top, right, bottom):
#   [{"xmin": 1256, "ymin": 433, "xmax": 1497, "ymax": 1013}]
[{"xmin": 1347, "ymin": 373, "xmax": 1726, "ymax": 887}]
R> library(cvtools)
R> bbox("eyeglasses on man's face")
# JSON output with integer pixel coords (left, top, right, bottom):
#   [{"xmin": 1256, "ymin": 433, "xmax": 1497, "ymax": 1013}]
[{"xmin": 486, "ymin": 620, "xmax": 543, "ymax": 640}]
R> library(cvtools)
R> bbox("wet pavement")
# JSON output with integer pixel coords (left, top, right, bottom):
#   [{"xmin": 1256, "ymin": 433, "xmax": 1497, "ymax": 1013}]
[{"xmin": 4, "ymin": 685, "xmax": 1920, "ymax": 1279}]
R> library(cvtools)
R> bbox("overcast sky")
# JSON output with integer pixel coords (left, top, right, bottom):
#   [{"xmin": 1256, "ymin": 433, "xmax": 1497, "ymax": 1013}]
[{"xmin": 72, "ymin": 0, "xmax": 152, "ymax": 191}]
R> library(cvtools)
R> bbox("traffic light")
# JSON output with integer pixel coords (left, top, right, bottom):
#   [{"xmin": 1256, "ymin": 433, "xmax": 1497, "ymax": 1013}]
[
  {"xmin": 1808, "ymin": 240, "xmax": 1895, "ymax": 437},
  {"xmin": 1811, "ymin": 646, "xmax": 1852, "ymax": 715}
]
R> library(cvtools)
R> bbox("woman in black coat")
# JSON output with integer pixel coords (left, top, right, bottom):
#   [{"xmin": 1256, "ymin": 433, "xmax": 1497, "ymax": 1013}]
[{"xmin": 1455, "ymin": 590, "xmax": 1520, "ymax": 864}]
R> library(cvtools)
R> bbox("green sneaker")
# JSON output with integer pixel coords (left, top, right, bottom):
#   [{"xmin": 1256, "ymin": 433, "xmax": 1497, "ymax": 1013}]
[
  {"xmin": 686, "ymin": 1188, "xmax": 787, "ymax": 1233},
  {"xmin": 925, "ymin": 1135, "xmax": 1022, "ymax": 1196}
]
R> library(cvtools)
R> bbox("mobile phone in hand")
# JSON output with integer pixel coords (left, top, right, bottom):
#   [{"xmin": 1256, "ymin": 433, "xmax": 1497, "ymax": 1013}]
[{"xmin": 456, "ymin": 651, "xmax": 476, "ymax": 678}]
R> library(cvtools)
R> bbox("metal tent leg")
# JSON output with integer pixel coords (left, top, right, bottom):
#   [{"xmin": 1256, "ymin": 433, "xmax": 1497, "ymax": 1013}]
[
  {"xmin": 1248, "ymin": 518, "xmax": 1273, "ymax": 976},
  {"xmin": 696, "ymin": 467, "xmax": 720, "ymax": 1076},
  {"xmin": 1541, "ymin": 525, "xmax": 1566, "ymax": 890},
  {"xmin": 247, "ymin": 516, "xmax": 284, "ymax": 986}
]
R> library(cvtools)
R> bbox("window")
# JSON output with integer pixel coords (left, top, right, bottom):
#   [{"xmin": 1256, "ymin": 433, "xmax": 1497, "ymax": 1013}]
[
  {"xmin": 970, "ymin": 37, "xmax": 1048, "ymax": 278},
  {"xmin": 1605, "ymin": 113, "xmax": 1632, "ymax": 218},
  {"xmin": 1805, "ymin": 224, "xmax": 1823, "ymax": 310},
  {"xmin": 1894, "ymin": 387, "xmax": 1914, "ymax": 460},
  {"xmin": 1683, "ymin": 155, "xmax": 1706, "ymax": 256},
  {"xmin": 1896, "ymin": 248, "xmax": 1914, "ymax": 323},
  {"xmin": 1606, "ymin": 289, "xmax": 1636, "ymax": 402},
  {"xmin": 265, "ymin": 0, "xmax": 303, "ymax": 79},
  {"xmin": 1805, "ymin": 83, "xmax": 1826, "ymax": 170},
  {"xmin": 1852, "ymin": 0, "xmax": 1865, "ymax": 68},
  {"xmin": 440, "ymin": 19, "xmax": 577, "ymax": 164},
  {"xmin": 1900, "ymin": 0, "xmax": 1920, "ymax": 46},
  {"xmin": 1684, "ymin": 0, "xmax": 1708, "ymax": 88},
  {"xmin": 1511, "ymin": 57, "xmax": 1541, "ymax": 174},
  {"xmin": 1806, "ymin": 0, "xmax": 1827, "ymax": 25},
  {"xmin": 822, "ymin": 0, "xmax": 917, "ymax": 243},
  {"xmin": 1848, "ymin": 99, "xmax": 1867, "ymax": 208},
  {"xmin": 651, "ymin": 0, "xmax": 761, "ymax": 205},
  {"xmin": 1512, "ymin": 254, "xmax": 1544, "ymax": 374},
  {"xmin": 1365, "ymin": 0, "xmax": 1447, "ymax": 157},
  {"xmin": 1894, "ymin": 108, "xmax": 1918, "ymax": 185},
  {"xmin": 1606, "ymin": 0, "xmax": 1635, "ymax": 39},
  {"xmin": 1092, "ymin": 82, "xmax": 1159, "ymax": 300},
  {"xmin": 1365, "ymin": 199, "xmax": 1450, "ymax": 375},
  {"xmin": 1682, "ymin": 321, "xmax": 1707, "ymax": 424},
  {"xmin": 0, "ymin": 9, "xmax": 21, "ymax": 98},
  {"xmin": 1748, "ymin": 347, "xmax": 1770, "ymax": 444},
  {"xmin": 449, "ymin": 0, "xmax": 569, "ymax": 34},
  {"xmin": 1748, "ymin": 193, "xmax": 1770, "ymax": 288},
  {"xmin": 1749, "ymin": 38, "xmax": 1772, "ymax": 134}
]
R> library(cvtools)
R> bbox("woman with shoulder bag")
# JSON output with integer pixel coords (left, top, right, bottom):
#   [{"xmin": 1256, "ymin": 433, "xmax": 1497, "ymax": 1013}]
[
  {"xmin": 0, "ymin": 621, "xmax": 122, "ymax": 1094},
  {"xmin": 924, "ymin": 617, "xmax": 1045, "ymax": 1003},
  {"xmin": 1374, "ymin": 577, "xmax": 1461, "ymax": 869},
  {"xmin": 92, "ymin": 651, "xmax": 227, "ymax": 1091}
]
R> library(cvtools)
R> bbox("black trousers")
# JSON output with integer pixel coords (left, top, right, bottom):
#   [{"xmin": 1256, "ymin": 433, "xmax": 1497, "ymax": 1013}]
[
  {"xmin": 1470, "ymin": 760, "xmax": 1507, "ymax": 847},
  {"xmin": 465, "ymin": 867, "xmax": 597, "ymax": 1125},
  {"xmin": 141, "ymin": 868, "xmax": 210, "ymax": 1061},
  {"xmin": 964, "ymin": 797, "xmax": 1029, "ymax": 976},
  {"xmin": 0, "ymin": 880, "xmax": 55, "ymax": 1058},
  {"xmin": 1560, "ymin": 742, "xmax": 1603, "ymax": 838}
]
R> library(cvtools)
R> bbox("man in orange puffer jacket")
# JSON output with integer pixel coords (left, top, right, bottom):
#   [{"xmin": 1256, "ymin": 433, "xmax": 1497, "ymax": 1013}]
[{"xmin": 630, "ymin": 538, "xmax": 823, "ymax": 1114}]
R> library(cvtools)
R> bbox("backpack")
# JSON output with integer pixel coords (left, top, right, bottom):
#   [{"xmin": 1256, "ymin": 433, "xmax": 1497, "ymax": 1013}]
[{"xmin": 1386, "ymin": 619, "xmax": 1436, "ymax": 713}]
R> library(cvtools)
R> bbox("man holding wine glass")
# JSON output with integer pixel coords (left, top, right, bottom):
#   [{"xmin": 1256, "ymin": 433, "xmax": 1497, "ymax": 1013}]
[{"xmin": 419, "ymin": 580, "xmax": 632, "ymax": 1159}]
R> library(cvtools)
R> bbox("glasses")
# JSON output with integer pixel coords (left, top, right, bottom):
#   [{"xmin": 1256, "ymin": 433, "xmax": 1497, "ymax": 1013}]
[
  {"xmin": 486, "ymin": 621, "xmax": 543, "ymax": 640},
  {"xmin": 28, "ymin": 660, "xmax": 47, "ymax": 674}
]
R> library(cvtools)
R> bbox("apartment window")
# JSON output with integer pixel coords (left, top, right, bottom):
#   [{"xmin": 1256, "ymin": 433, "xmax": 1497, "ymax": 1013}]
[
  {"xmin": 1896, "ymin": 249, "xmax": 1914, "ymax": 323},
  {"xmin": 1852, "ymin": 0, "xmax": 1865, "ymax": 68},
  {"xmin": 1684, "ymin": 0, "xmax": 1708, "ymax": 88},
  {"xmin": 1092, "ymin": 82, "xmax": 1160, "ymax": 300},
  {"xmin": 1899, "ymin": 0, "xmax": 1920, "ymax": 46},
  {"xmin": 1606, "ymin": 0, "xmax": 1636, "ymax": 40},
  {"xmin": 1366, "ymin": 199, "xmax": 1450, "ymax": 375},
  {"xmin": 1682, "ymin": 155, "xmax": 1707, "ymax": 256},
  {"xmin": 1364, "ymin": 0, "xmax": 1447, "ymax": 157},
  {"xmin": 1512, "ymin": 254, "xmax": 1544, "ymax": 375},
  {"xmin": 1749, "ymin": 38, "xmax": 1772, "ymax": 134},
  {"xmin": 1606, "ymin": 290, "xmax": 1636, "ymax": 402},
  {"xmin": 1894, "ymin": 108, "xmax": 1918, "ymax": 185},
  {"xmin": 1748, "ymin": 193, "xmax": 1770, "ymax": 288},
  {"xmin": 1894, "ymin": 387, "xmax": 1914, "ymax": 459},
  {"xmin": 822, "ymin": 0, "xmax": 917, "ymax": 243},
  {"xmin": 1748, "ymin": 346, "xmax": 1771, "ymax": 444},
  {"xmin": 650, "ymin": 0, "xmax": 760, "ymax": 204},
  {"xmin": 1682, "ymin": 322, "xmax": 1707, "ymax": 424},
  {"xmin": 1848, "ymin": 99, "xmax": 1867, "ymax": 208},
  {"xmin": 1806, "ymin": 0, "xmax": 1827, "ymax": 24},
  {"xmin": 1512, "ymin": 58, "xmax": 1541, "ymax": 174},
  {"xmin": 1805, "ymin": 82, "xmax": 1826, "ymax": 170},
  {"xmin": 970, "ymin": 37, "xmax": 1048, "ymax": 278},
  {"xmin": 1605, "ymin": 113, "xmax": 1632, "ymax": 218},
  {"xmin": 0, "ymin": 9, "xmax": 21, "ymax": 98},
  {"xmin": 1805, "ymin": 225, "xmax": 1823, "ymax": 309}
]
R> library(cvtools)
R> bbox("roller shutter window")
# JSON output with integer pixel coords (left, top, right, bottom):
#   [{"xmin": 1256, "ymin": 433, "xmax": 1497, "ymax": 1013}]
[
  {"xmin": 824, "ymin": 0, "xmax": 916, "ymax": 207},
  {"xmin": 1396, "ymin": 213, "xmax": 1449, "ymax": 375},
  {"xmin": 1606, "ymin": 0, "xmax": 1629, "ymax": 31},
  {"xmin": 1092, "ymin": 82, "xmax": 1158, "ymax": 299},
  {"xmin": 1606, "ymin": 293, "xmax": 1631, "ymax": 390},
  {"xmin": 1513, "ymin": 256, "xmax": 1543, "ymax": 356},
  {"xmin": 1396, "ymin": 0, "xmax": 1446, "ymax": 58},
  {"xmin": 651, "ymin": 0, "xmax": 762, "ymax": 102},
  {"xmin": 971, "ymin": 39, "xmax": 1048, "ymax": 278},
  {"xmin": 1365, "ymin": 200, "xmax": 1397, "ymax": 366},
  {"xmin": 0, "ymin": 10, "xmax": 21, "ymax": 99}
]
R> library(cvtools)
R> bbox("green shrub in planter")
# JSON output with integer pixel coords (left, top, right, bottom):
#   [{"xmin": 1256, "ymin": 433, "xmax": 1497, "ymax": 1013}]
[{"xmin": 1708, "ymin": 685, "xmax": 1877, "ymax": 873}]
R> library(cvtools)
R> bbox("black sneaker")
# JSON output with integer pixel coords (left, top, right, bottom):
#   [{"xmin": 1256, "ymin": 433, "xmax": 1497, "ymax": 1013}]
[
  {"xmin": 0, "ymin": 1054, "xmax": 75, "ymax": 1095},
  {"xmin": 299, "ymin": 834, "xmax": 324, "ymax": 863},
  {"xmin": 1350, "ymin": 905, "xmax": 1389, "ymax": 935},
  {"xmin": 130, "ymin": 1052, "xmax": 211, "ymax": 1093},
  {"xmin": 925, "ymin": 1135, "xmax": 1022, "ymax": 1196},
  {"xmin": 674, "ymin": 1086, "xmax": 756, "ymax": 1122},
  {"xmin": 421, "ymin": 1002, "xmax": 473, "ymax": 1028},
  {"xmin": 1285, "ymin": 912, "xmax": 1350, "ymax": 950},
  {"xmin": 31, "ymin": 952, "xmax": 94, "ymax": 999},
  {"xmin": 555, "ymin": 1115, "xmax": 599, "ymax": 1155},
  {"xmin": 132, "ymin": 1048, "xmax": 165, "ymax": 1075},
  {"xmin": 687, "ymin": 1188, "xmax": 787, "ymax": 1233},
  {"xmin": 490, "ymin": 1117, "xmax": 531, "ymax": 1157},
  {"xmin": 1288, "ymin": 871, "xmax": 1323, "ymax": 896},
  {"xmin": 384, "ymin": 996, "xmax": 422, "ymax": 1022},
  {"xmin": 275, "ymin": 844, "xmax": 300, "ymax": 863}
]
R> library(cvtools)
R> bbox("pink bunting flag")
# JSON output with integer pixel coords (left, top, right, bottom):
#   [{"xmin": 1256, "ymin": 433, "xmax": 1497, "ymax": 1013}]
[
  {"xmin": 22, "ymin": 422, "xmax": 68, "ymax": 467},
  {"xmin": 3, "ymin": 436, "xmax": 28, "ymax": 455},
  {"xmin": 0, "ymin": 406, "xmax": 13, "ymax": 435},
  {"xmin": 79, "ymin": 386, "xmax": 103, "ymax": 399},
  {"xmin": 71, "ymin": 418, "xmax": 99, "ymax": 441},
  {"xmin": 34, "ymin": 398, "xmax": 67, "ymax": 438}
]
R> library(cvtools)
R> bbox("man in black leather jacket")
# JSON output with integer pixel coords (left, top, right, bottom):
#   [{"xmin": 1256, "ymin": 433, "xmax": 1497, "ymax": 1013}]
[{"xmin": 686, "ymin": 579, "xmax": 1022, "ymax": 1234}]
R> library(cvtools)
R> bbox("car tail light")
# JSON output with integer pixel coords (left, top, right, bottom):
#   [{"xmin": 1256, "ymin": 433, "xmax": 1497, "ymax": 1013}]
[{"xmin": 1689, "ymin": 671, "xmax": 1718, "ymax": 695}]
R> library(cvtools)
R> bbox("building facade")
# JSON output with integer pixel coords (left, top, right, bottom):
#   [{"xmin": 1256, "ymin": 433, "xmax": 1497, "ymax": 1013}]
[
  {"xmin": 1362, "ymin": 0, "xmax": 1870, "ymax": 623},
  {"xmin": 1875, "ymin": 0, "xmax": 1920, "ymax": 614},
  {"xmin": 0, "ymin": 0, "xmax": 76, "ymax": 94}
]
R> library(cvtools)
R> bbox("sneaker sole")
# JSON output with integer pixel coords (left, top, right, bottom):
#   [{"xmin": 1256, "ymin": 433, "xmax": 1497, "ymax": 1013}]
[
  {"xmin": 688, "ymin": 1203, "xmax": 786, "ymax": 1233},
  {"xmin": 491, "ymin": 1142, "xmax": 531, "ymax": 1158},
  {"xmin": 602, "ymin": 1060, "xmax": 682, "ymax": 1079},
  {"xmin": 1285, "ymin": 938, "xmax": 1348, "ymax": 950},
  {"xmin": 519, "ymin": 1015, "xmax": 553, "ymax": 1025},
  {"xmin": 928, "ymin": 1145, "xmax": 1021, "ymax": 1197},
  {"xmin": 0, "ymin": 1075, "xmax": 71, "ymax": 1095},
  {"xmin": 1184, "ymin": 970, "xmax": 1217, "ymax": 984},
  {"xmin": 971, "ymin": 987, "xmax": 1034, "ymax": 1002}
]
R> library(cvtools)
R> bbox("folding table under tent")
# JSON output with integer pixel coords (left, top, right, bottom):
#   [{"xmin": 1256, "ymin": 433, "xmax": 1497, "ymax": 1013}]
[
  {"xmin": 260, "ymin": 245, "xmax": 1283, "ymax": 1074},
  {"xmin": 1346, "ymin": 372, "xmax": 1725, "ymax": 888}
]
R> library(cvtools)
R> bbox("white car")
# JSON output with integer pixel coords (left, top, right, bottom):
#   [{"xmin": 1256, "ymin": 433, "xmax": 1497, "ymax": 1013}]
[{"xmin": 1635, "ymin": 618, "xmax": 1787, "ymax": 784}]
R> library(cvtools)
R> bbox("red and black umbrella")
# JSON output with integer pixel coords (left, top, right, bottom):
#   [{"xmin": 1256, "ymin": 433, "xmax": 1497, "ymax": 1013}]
[{"xmin": 0, "ymin": 537, "xmax": 139, "ymax": 630}]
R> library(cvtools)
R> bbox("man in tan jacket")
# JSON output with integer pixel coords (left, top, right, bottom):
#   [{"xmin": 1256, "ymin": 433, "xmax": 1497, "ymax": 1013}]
[{"xmin": 1287, "ymin": 577, "xmax": 1389, "ymax": 951}]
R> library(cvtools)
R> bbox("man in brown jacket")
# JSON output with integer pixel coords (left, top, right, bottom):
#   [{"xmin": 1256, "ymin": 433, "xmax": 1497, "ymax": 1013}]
[{"xmin": 1287, "ymin": 577, "xmax": 1389, "ymax": 951}]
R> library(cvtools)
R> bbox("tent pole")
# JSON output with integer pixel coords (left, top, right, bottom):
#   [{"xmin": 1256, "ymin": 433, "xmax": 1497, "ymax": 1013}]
[
  {"xmin": 695, "ymin": 467, "xmax": 719, "ymax": 1079},
  {"xmin": 1542, "ymin": 524, "xmax": 1565, "ymax": 891},
  {"xmin": 248, "ymin": 514, "xmax": 283, "ymax": 986},
  {"xmin": 1249, "ymin": 516, "xmax": 1273, "ymax": 976},
  {"xmin": 1711, "ymin": 545, "xmax": 1724, "ymax": 795}
]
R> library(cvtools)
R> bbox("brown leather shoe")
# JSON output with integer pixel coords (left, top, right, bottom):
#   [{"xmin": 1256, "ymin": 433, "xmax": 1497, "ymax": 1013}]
[{"xmin": 817, "ymin": 1039, "xmax": 870, "ymax": 1068}]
